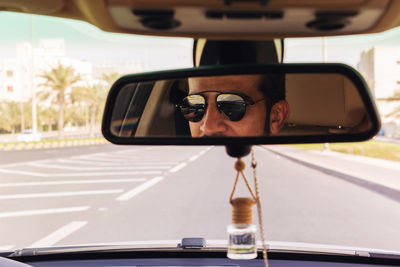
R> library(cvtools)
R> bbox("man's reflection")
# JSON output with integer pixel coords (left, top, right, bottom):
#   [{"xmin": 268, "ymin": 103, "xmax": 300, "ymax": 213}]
[{"xmin": 178, "ymin": 74, "xmax": 289, "ymax": 137}]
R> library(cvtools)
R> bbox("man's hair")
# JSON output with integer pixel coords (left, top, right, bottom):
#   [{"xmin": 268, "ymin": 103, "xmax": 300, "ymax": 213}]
[
  {"xmin": 259, "ymin": 74, "xmax": 286, "ymax": 105},
  {"xmin": 258, "ymin": 74, "xmax": 286, "ymax": 133}
]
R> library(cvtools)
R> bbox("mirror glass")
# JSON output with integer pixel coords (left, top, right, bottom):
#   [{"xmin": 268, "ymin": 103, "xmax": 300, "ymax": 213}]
[{"xmin": 107, "ymin": 72, "xmax": 374, "ymax": 139}]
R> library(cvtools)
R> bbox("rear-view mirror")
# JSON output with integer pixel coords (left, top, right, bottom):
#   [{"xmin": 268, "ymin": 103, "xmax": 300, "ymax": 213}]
[{"xmin": 102, "ymin": 64, "xmax": 380, "ymax": 145}]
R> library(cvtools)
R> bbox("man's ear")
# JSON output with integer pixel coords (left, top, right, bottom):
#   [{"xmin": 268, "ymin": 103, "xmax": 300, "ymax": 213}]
[{"xmin": 269, "ymin": 100, "xmax": 290, "ymax": 135}]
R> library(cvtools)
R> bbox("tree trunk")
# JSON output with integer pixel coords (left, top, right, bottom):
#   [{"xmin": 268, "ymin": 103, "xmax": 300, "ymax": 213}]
[
  {"xmin": 89, "ymin": 105, "xmax": 96, "ymax": 137},
  {"xmin": 85, "ymin": 105, "xmax": 89, "ymax": 132},
  {"xmin": 20, "ymin": 102, "xmax": 25, "ymax": 132},
  {"xmin": 58, "ymin": 102, "xmax": 64, "ymax": 139}
]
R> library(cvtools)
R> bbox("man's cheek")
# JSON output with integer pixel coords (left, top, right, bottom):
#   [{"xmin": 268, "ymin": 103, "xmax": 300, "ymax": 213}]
[{"xmin": 189, "ymin": 123, "xmax": 200, "ymax": 137}]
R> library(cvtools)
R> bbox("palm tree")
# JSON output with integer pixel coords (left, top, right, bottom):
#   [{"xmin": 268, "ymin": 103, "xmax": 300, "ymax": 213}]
[
  {"xmin": 0, "ymin": 102, "xmax": 21, "ymax": 133},
  {"xmin": 71, "ymin": 83, "xmax": 108, "ymax": 137},
  {"xmin": 39, "ymin": 63, "xmax": 81, "ymax": 139},
  {"xmin": 385, "ymin": 90, "xmax": 400, "ymax": 119},
  {"xmin": 70, "ymin": 73, "xmax": 119, "ymax": 137},
  {"xmin": 38, "ymin": 106, "xmax": 57, "ymax": 132},
  {"xmin": 102, "ymin": 72, "xmax": 120, "ymax": 87}
]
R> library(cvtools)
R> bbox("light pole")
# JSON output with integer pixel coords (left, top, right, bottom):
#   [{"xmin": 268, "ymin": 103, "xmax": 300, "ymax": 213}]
[
  {"xmin": 30, "ymin": 15, "xmax": 38, "ymax": 134},
  {"xmin": 322, "ymin": 36, "xmax": 330, "ymax": 151}
]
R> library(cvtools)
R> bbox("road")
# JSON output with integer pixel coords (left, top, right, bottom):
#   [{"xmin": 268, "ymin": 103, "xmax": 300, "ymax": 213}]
[{"xmin": 1, "ymin": 144, "xmax": 400, "ymax": 252}]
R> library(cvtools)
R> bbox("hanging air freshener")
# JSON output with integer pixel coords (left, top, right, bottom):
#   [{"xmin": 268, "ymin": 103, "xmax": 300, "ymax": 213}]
[
  {"xmin": 227, "ymin": 158, "xmax": 257, "ymax": 259},
  {"xmin": 227, "ymin": 197, "xmax": 257, "ymax": 259}
]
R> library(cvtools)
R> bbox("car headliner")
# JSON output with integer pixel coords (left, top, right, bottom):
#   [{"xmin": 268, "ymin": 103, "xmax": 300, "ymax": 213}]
[{"xmin": 1, "ymin": 0, "xmax": 400, "ymax": 39}]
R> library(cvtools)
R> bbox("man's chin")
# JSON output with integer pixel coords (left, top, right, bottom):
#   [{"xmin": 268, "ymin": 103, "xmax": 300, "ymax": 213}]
[
  {"xmin": 198, "ymin": 134, "xmax": 228, "ymax": 138},
  {"xmin": 193, "ymin": 133, "xmax": 270, "ymax": 137}
]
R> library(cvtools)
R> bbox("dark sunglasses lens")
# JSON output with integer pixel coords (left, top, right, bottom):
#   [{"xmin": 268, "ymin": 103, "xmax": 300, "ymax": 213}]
[
  {"xmin": 179, "ymin": 95, "xmax": 206, "ymax": 122},
  {"xmin": 217, "ymin": 94, "xmax": 246, "ymax": 121}
]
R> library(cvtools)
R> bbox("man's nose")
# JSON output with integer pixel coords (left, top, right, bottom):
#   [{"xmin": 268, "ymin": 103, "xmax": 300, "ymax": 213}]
[{"xmin": 200, "ymin": 102, "xmax": 228, "ymax": 136}]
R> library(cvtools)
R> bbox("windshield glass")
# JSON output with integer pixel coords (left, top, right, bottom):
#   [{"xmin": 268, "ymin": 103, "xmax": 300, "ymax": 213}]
[{"xmin": 1, "ymin": 11, "xmax": 400, "ymax": 253}]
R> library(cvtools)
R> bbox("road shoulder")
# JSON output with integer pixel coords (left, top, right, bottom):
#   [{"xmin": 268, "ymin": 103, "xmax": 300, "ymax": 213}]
[{"xmin": 264, "ymin": 145, "xmax": 400, "ymax": 198}]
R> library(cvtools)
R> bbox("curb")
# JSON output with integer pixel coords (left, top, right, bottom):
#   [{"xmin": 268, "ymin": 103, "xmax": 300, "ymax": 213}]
[{"xmin": 0, "ymin": 139, "xmax": 109, "ymax": 151}]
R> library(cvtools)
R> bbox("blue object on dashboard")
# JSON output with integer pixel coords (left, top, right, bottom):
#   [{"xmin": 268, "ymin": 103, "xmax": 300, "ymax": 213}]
[{"xmin": 180, "ymin": 238, "xmax": 206, "ymax": 248}]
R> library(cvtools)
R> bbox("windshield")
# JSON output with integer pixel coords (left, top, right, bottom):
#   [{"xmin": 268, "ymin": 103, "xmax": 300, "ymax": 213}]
[{"xmin": 0, "ymin": 11, "xmax": 400, "ymax": 253}]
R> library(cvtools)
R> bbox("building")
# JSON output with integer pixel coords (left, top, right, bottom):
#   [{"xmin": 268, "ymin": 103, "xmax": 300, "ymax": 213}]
[
  {"xmin": 0, "ymin": 42, "xmax": 32, "ymax": 102},
  {"xmin": 358, "ymin": 46, "xmax": 400, "ymax": 99},
  {"xmin": 358, "ymin": 46, "xmax": 400, "ymax": 137},
  {"xmin": 0, "ymin": 39, "xmax": 92, "ymax": 103}
]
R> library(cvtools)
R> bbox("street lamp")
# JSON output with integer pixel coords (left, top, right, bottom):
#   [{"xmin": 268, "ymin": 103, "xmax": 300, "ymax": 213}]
[{"xmin": 31, "ymin": 15, "xmax": 38, "ymax": 134}]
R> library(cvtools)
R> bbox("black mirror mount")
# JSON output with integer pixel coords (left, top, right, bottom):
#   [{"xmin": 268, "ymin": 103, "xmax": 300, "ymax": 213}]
[{"xmin": 226, "ymin": 144, "xmax": 252, "ymax": 158}]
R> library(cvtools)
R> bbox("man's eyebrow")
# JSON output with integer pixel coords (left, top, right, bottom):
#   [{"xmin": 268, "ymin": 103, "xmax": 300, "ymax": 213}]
[
  {"xmin": 189, "ymin": 90, "xmax": 248, "ymax": 95},
  {"xmin": 187, "ymin": 90, "xmax": 254, "ymax": 102}
]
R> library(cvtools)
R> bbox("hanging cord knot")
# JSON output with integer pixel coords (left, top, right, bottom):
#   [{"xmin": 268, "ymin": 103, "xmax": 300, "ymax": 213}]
[
  {"xmin": 251, "ymin": 160, "xmax": 257, "ymax": 169},
  {"xmin": 230, "ymin": 158, "xmax": 257, "ymax": 203},
  {"xmin": 235, "ymin": 158, "xmax": 246, "ymax": 172}
]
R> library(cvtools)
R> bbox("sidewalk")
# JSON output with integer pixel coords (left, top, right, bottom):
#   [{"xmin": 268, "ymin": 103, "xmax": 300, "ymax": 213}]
[
  {"xmin": 0, "ymin": 139, "xmax": 108, "ymax": 151},
  {"xmin": 265, "ymin": 145, "xmax": 400, "ymax": 192}
]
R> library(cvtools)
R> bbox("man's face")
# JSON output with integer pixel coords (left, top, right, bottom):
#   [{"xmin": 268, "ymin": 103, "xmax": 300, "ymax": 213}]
[{"xmin": 187, "ymin": 74, "xmax": 267, "ymax": 137}]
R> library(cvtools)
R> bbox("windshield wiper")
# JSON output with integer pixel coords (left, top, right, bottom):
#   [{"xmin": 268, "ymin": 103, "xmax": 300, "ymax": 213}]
[{"xmin": 8, "ymin": 238, "xmax": 209, "ymax": 257}]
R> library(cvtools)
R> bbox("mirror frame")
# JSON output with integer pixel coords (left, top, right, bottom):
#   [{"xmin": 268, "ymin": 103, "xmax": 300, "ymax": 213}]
[{"xmin": 102, "ymin": 63, "xmax": 381, "ymax": 145}]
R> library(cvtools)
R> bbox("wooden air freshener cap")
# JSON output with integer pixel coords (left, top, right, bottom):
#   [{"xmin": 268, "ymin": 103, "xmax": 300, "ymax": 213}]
[{"xmin": 231, "ymin": 197, "xmax": 256, "ymax": 225}]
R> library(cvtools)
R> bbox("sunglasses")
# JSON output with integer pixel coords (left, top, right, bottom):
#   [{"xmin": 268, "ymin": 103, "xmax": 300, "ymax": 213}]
[{"xmin": 177, "ymin": 90, "xmax": 265, "ymax": 122}]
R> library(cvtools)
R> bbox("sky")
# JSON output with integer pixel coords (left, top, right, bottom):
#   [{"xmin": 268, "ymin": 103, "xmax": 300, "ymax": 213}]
[
  {"xmin": 0, "ymin": 12, "xmax": 194, "ymax": 70},
  {"xmin": 1, "ymin": 11, "xmax": 400, "ymax": 69},
  {"xmin": 285, "ymin": 27, "xmax": 400, "ymax": 67}
]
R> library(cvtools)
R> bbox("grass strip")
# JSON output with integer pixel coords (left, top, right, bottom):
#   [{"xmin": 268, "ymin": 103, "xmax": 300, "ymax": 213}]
[
  {"xmin": 289, "ymin": 140, "xmax": 400, "ymax": 162},
  {"xmin": 0, "ymin": 137, "xmax": 108, "ymax": 146}
]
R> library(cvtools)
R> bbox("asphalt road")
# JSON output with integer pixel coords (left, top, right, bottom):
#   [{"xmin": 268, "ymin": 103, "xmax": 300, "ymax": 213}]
[{"xmin": 1, "ymin": 144, "xmax": 400, "ymax": 252}]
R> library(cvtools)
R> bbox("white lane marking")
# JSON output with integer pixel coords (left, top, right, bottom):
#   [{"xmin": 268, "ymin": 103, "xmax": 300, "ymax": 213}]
[
  {"xmin": 0, "ymin": 147, "xmax": 183, "ymax": 168},
  {"xmin": 76, "ymin": 158, "xmax": 178, "ymax": 164},
  {"xmin": 0, "ymin": 178, "xmax": 146, "ymax": 187},
  {"xmin": 74, "ymin": 158, "xmax": 137, "ymax": 163},
  {"xmin": 0, "ymin": 169, "xmax": 161, "ymax": 177},
  {"xmin": 116, "ymin": 176, "xmax": 164, "ymax": 201},
  {"xmin": 0, "ymin": 169, "xmax": 43, "ymax": 176},
  {"xmin": 27, "ymin": 162, "xmax": 170, "ymax": 171},
  {"xmin": 115, "ymin": 149, "xmax": 140, "ymax": 154},
  {"xmin": 126, "ymin": 162, "xmax": 177, "ymax": 165},
  {"xmin": 187, "ymin": 147, "xmax": 211, "ymax": 162},
  {"xmin": 0, "ymin": 206, "xmax": 90, "ymax": 218},
  {"xmin": 199, "ymin": 150, "xmax": 207, "ymax": 155},
  {"xmin": 29, "ymin": 221, "xmax": 87, "ymax": 248},
  {"xmin": 0, "ymin": 245, "xmax": 14, "ymax": 250},
  {"xmin": 71, "ymin": 156, "xmax": 141, "ymax": 162},
  {"xmin": 0, "ymin": 159, "xmax": 51, "ymax": 168},
  {"xmin": 56, "ymin": 159, "xmax": 177, "ymax": 166},
  {"xmin": 0, "ymin": 189, "xmax": 123, "ymax": 200},
  {"xmin": 77, "ymin": 154, "xmax": 143, "ymax": 160},
  {"xmin": 56, "ymin": 159, "xmax": 135, "ymax": 166},
  {"xmin": 0, "ymin": 152, "xmax": 108, "ymax": 165},
  {"xmin": 169, "ymin": 162, "xmax": 187, "ymax": 173},
  {"xmin": 52, "ymin": 171, "xmax": 162, "ymax": 177},
  {"xmin": 74, "ymin": 152, "xmax": 106, "ymax": 157},
  {"xmin": 188, "ymin": 154, "xmax": 200, "ymax": 162}
]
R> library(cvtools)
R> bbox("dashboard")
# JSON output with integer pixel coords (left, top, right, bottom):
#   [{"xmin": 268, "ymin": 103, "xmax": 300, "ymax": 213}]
[{"xmin": 2, "ymin": 250, "xmax": 400, "ymax": 267}]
